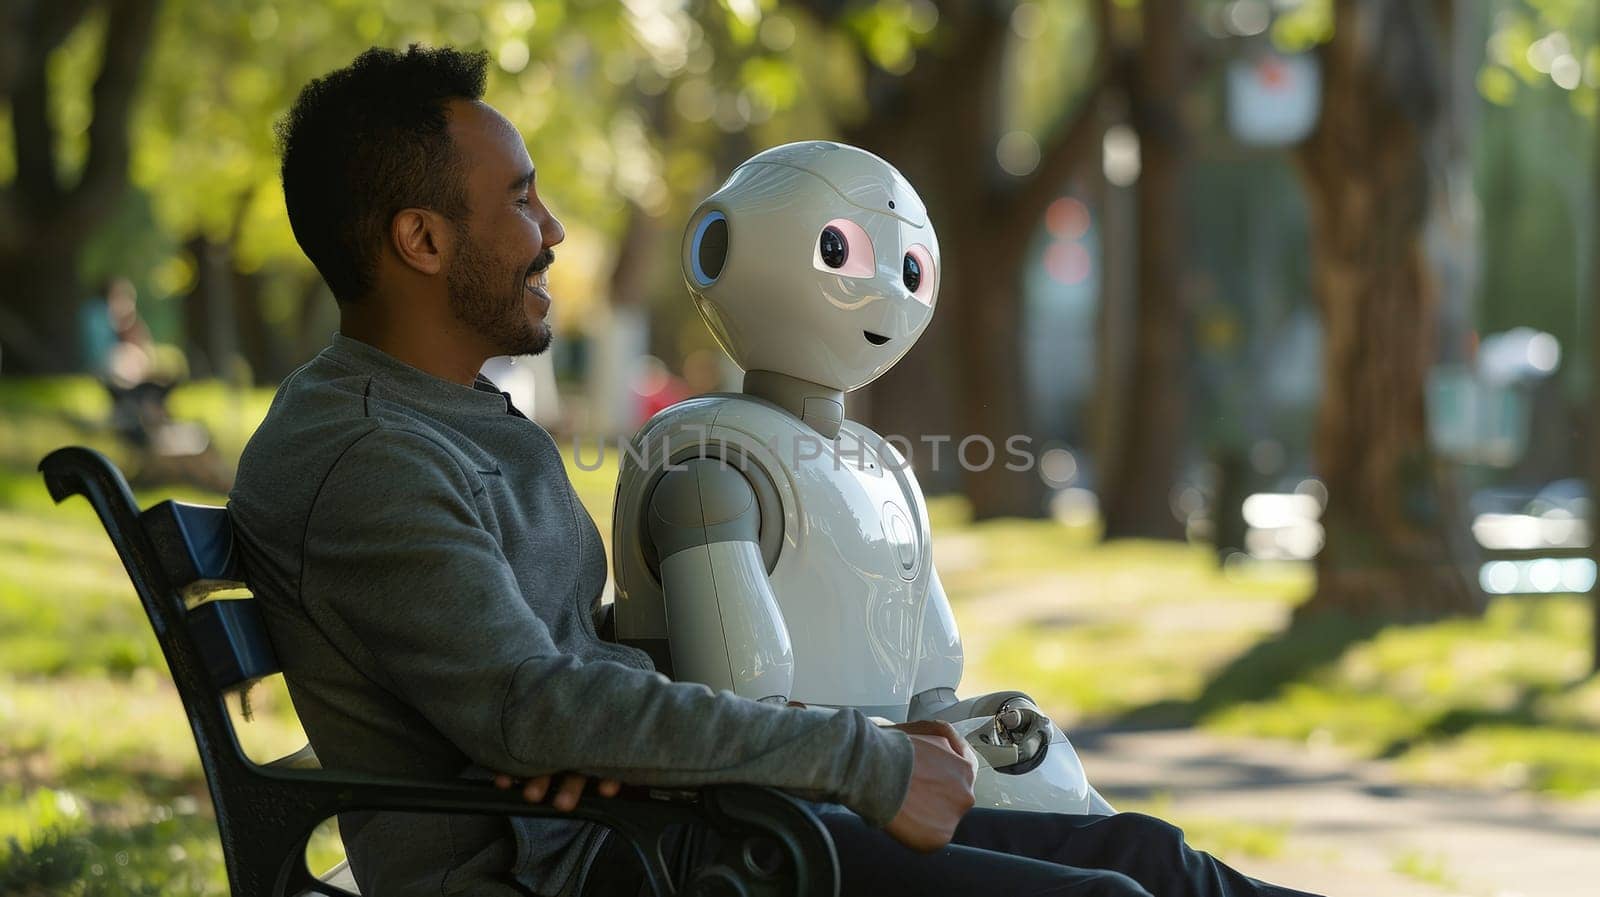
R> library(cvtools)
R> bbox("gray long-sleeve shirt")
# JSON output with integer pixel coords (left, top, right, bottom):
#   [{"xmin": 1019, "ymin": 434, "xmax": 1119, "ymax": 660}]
[{"xmin": 229, "ymin": 334, "xmax": 913, "ymax": 896}]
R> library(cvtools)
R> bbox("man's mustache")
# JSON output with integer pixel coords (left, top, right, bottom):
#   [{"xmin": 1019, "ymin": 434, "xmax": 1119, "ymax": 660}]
[{"xmin": 528, "ymin": 249, "xmax": 555, "ymax": 276}]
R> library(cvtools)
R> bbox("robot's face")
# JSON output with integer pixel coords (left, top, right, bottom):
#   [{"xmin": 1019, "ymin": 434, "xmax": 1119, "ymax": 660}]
[{"xmin": 682, "ymin": 141, "xmax": 940, "ymax": 393}]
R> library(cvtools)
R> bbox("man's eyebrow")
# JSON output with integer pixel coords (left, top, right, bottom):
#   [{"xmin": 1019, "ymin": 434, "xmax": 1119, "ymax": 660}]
[{"xmin": 508, "ymin": 169, "xmax": 534, "ymax": 193}]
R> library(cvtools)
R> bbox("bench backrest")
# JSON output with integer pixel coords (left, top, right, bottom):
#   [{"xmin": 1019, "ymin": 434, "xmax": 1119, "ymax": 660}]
[
  {"xmin": 140, "ymin": 498, "xmax": 281, "ymax": 691},
  {"xmin": 40, "ymin": 446, "xmax": 841, "ymax": 897},
  {"xmin": 37, "ymin": 447, "xmax": 316, "ymax": 891}
]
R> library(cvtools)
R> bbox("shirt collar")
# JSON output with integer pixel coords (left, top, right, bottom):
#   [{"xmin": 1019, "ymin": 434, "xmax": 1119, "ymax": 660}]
[{"xmin": 323, "ymin": 333, "xmax": 513, "ymax": 417}]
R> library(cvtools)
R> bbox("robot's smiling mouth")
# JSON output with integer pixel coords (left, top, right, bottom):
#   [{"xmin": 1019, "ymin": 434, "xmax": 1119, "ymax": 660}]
[{"xmin": 863, "ymin": 331, "xmax": 891, "ymax": 346}]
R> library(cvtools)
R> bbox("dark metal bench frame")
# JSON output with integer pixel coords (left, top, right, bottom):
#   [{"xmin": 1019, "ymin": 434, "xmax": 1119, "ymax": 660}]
[{"xmin": 39, "ymin": 446, "xmax": 838, "ymax": 897}]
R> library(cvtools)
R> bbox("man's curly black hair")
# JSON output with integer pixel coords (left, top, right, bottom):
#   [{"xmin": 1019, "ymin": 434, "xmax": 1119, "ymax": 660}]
[{"xmin": 278, "ymin": 45, "xmax": 489, "ymax": 304}]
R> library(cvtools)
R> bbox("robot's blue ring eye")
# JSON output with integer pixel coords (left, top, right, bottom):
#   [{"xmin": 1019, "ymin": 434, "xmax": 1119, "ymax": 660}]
[{"xmin": 690, "ymin": 211, "xmax": 729, "ymax": 286}]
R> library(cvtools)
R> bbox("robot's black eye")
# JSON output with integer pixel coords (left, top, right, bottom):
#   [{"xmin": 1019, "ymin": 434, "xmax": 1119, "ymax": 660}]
[
  {"xmin": 902, "ymin": 253, "xmax": 922, "ymax": 292},
  {"xmin": 690, "ymin": 212, "xmax": 728, "ymax": 286},
  {"xmin": 819, "ymin": 226, "xmax": 848, "ymax": 269}
]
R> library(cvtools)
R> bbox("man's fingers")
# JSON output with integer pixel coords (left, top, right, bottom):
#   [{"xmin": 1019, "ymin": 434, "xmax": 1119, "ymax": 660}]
[
  {"xmin": 897, "ymin": 721, "xmax": 980, "ymax": 785},
  {"xmin": 553, "ymin": 774, "xmax": 588, "ymax": 811},
  {"xmin": 512, "ymin": 773, "xmax": 622, "ymax": 807},
  {"xmin": 522, "ymin": 775, "xmax": 552, "ymax": 803},
  {"xmin": 895, "ymin": 720, "xmax": 967, "ymax": 757}
]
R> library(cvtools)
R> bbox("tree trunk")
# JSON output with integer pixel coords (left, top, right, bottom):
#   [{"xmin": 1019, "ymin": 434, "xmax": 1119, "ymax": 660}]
[
  {"xmin": 1294, "ymin": 0, "xmax": 1482, "ymax": 619},
  {"xmin": 832, "ymin": 1, "xmax": 1104, "ymax": 518},
  {"xmin": 1098, "ymin": 0, "xmax": 1190, "ymax": 541},
  {"xmin": 234, "ymin": 266, "xmax": 279, "ymax": 383},
  {"xmin": 0, "ymin": 244, "xmax": 84, "ymax": 373},
  {"xmin": 1090, "ymin": 129, "xmax": 1135, "ymax": 505},
  {"xmin": 953, "ymin": 235, "xmax": 1041, "ymax": 519},
  {"xmin": 0, "ymin": 0, "xmax": 161, "ymax": 375},
  {"xmin": 841, "ymin": 6, "xmax": 1002, "ymax": 502},
  {"xmin": 1590, "ymin": 117, "xmax": 1600, "ymax": 674}
]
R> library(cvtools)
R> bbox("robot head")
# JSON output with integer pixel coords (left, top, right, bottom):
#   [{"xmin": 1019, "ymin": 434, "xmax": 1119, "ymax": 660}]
[{"xmin": 682, "ymin": 141, "xmax": 940, "ymax": 393}]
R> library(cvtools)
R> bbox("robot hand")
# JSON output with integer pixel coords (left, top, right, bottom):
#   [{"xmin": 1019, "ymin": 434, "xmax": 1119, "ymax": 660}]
[{"xmin": 967, "ymin": 697, "xmax": 1054, "ymax": 775}]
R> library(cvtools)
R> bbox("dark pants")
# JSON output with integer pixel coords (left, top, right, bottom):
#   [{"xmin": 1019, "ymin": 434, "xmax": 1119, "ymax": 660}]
[{"xmin": 582, "ymin": 806, "xmax": 1323, "ymax": 897}]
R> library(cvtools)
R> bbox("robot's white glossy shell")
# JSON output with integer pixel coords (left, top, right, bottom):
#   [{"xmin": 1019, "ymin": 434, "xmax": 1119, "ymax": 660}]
[
  {"xmin": 612, "ymin": 395, "xmax": 935, "ymax": 716},
  {"xmin": 949, "ymin": 718, "xmax": 1096, "ymax": 814},
  {"xmin": 682, "ymin": 141, "xmax": 940, "ymax": 393}
]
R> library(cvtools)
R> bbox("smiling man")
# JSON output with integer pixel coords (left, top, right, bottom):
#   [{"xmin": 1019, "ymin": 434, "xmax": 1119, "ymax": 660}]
[
  {"xmin": 227, "ymin": 45, "xmax": 942, "ymax": 897},
  {"xmin": 229, "ymin": 45, "xmax": 1320, "ymax": 897}
]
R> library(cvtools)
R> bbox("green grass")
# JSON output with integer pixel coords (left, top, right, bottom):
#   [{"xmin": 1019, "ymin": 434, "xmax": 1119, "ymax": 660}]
[
  {"xmin": 0, "ymin": 377, "xmax": 332, "ymax": 893},
  {"xmin": 1390, "ymin": 849, "xmax": 1460, "ymax": 891},
  {"xmin": 2, "ymin": 374, "xmax": 1599, "ymax": 892},
  {"xmin": 1110, "ymin": 793, "xmax": 1288, "ymax": 861},
  {"xmin": 1197, "ymin": 597, "xmax": 1600, "ymax": 796}
]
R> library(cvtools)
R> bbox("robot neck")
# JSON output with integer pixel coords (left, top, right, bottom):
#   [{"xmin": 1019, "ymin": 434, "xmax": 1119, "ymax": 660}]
[{"xmin": 743, "ymin": 370, "xmax": 846, "ymax": 440}]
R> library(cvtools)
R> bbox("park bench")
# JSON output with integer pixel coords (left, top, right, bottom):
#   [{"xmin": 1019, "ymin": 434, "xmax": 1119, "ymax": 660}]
[{"xmin": 38, "ymin": 446, "xmax": 839, "ymax": 897}]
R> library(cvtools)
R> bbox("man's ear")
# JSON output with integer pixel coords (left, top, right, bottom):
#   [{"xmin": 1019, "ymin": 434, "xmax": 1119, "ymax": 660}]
[{"xmin": 390, "ymin": 208, "xmax": 452, "ymax": 276}]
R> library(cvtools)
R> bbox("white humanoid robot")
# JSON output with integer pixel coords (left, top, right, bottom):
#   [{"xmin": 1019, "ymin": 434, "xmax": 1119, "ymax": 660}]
[{"xmin": 610, "ymin": 141, "xmax": 1111, "ymax": 815}]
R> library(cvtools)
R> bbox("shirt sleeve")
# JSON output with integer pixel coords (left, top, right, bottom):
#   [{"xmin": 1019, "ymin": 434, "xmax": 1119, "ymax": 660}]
[{"xmin": 299, "ymin": 427, "xmax": 913, "ymax": 826}]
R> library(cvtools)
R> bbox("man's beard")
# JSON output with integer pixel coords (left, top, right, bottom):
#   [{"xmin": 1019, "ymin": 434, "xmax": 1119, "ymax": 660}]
[{"xmin": 447, "ymin": 229, "xmax": 552, "ymax": 357}]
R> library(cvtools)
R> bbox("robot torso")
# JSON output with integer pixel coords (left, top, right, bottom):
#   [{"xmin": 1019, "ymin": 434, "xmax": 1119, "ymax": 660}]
[{"xmin": 612, "ymin": 393, "xmax": 937, "ymax": 718}]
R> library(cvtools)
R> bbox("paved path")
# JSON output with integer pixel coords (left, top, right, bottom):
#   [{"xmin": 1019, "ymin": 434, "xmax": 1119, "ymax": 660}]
[{"xmin": 1071, "ymin": 728, "xmax": 1600, "ymax": 897}]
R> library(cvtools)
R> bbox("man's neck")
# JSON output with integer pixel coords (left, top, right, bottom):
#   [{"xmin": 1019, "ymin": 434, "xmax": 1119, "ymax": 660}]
[{"xmin": 340, "ymin": 312, "xmax": 486, "ymax": 387}]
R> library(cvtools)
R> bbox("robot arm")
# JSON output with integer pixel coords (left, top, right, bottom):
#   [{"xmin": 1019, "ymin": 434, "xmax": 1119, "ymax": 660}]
[
  {"xmin": 907, "ymin": 566, "xmax": 1115, "ymax": 813},
  {"xmin": 648, "ymin": 458, "xmax": 794, "ymax": 703},
  {"xmin": 907, "ymin": 568, "xmax": 1071, "ymax": 777}
]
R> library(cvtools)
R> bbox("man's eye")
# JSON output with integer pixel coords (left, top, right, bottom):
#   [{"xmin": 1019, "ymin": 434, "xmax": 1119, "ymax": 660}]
[{"xmin": 516, "ymin": 197, "xmax": 531, "ymax": 206}]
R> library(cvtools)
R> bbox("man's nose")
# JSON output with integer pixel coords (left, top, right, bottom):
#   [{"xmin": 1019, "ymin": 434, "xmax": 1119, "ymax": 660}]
[{"xmin": 542, "ymin": 208, "xmax": 566, "ymax": 248}]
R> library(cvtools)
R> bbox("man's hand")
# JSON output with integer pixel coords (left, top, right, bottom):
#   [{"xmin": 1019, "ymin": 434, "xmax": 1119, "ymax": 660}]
[
  {"xmin": 494, "ymin": 772, "xmax": 622, "ymax": 812},
  {"xmin": 883, "ymin": 720, "xmax": 978, "ymax": 853}
]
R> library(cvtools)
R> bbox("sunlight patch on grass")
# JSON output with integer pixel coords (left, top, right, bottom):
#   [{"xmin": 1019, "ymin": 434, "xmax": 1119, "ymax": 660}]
[
  {"xmin": 1110, "ymin": 793, "xmax": 1289, "ymax": 860},
  {"xmin": 973, "ymin": 622, "xmax": 1276, "ymax": 724},
  {"xmin": 1399, "ymin": 726, "xmax": 1600, "ymax": 797},
  {"xmin": 1390, "ymin": 849, "xmax": 1460, "ymax": 891},
  {"xmin": 1201, "ymin": 595, "xmax": 1600, "ymax": 795}
]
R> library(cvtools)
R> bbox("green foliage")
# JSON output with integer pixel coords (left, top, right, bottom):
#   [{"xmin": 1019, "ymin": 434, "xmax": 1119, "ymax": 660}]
[
  {"xmin": 1482, "ymin": 0, "xmax": 1598, "ymax": 117},
  {"xmin": 1269, "ymin": 0, "xmax": 1333, "ymax": 52},
  {"xmin": 1007, "ymin": 1, "xmax": 1097, "ymax": 140}
]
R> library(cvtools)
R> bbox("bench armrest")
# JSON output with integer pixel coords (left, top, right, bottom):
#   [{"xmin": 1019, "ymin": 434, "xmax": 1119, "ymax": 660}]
[{"xmin": 246, "ymin": 764, "xmax": 837, "ymax": 897}]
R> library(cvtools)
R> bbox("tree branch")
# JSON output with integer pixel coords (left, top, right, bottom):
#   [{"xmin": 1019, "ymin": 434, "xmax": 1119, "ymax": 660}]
[
  {"xmin": 2, "ymin": 0, "xmax": 99, "ymax": 243},
  {"xmin": 60, "ymin": 0, "xmax": 160, "ymax": 237}
]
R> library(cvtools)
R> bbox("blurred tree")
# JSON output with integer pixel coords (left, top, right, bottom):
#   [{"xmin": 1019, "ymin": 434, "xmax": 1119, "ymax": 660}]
[
  {"xmin": 1477, "ymin": 0, "xmax": 1596, "ymax": 393},
  {"xmin": 1473, "ymin": 0, "xmax": 1596, "ymax": 664},
  {"xmin": 1592, "ymin": 122, "xmax": 1599, "ymax": 673},
  {"xmin": 132, "ymin": 0, "xmax": 659, "ymax": 382},
  {"xmin": 803, "ymin": 0, "xmax": 1105, "ymax": 519},
  {"xmin": 1295, "ymin": 0, "xmax": 1484, "ymax": 617},
  {"xmin": 1096, "ymin": 0, "xmax": 1191, "ymax": 541},
  {"xmin": 0, "ymin": 0, "xmax": 161, "ymax": 374},
  {"xmin": 126, "ymin": 1, "xmax": 821, "ymax": 391},
  {"xmin": 1592, "ymin": 118, "xmax": 1599, "ymax": 673}
]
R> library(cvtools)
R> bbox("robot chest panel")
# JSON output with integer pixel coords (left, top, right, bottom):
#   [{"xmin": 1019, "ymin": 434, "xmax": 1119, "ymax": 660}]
[{"xmin": 770, "ymin": 434, "xmax": 929, "ymax": 708}]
